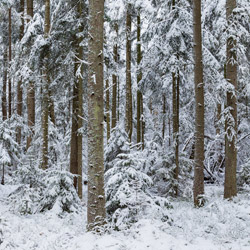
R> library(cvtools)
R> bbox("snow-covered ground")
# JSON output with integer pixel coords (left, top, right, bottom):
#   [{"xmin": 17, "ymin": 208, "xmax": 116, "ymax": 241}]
[{"xmin": 0, "ymin": 184, "xmax": 249, "ymax": 250}]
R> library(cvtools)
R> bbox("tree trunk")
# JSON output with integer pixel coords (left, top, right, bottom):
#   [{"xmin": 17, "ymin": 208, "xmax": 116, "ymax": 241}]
[
  {"xmin": 26, "ymin": 0, "xmax": 35, "ymax": 149},
  {"xmin": 193, "ymin": 0, "xmax": 205, "ymax": 207},
  {"xmin": 106, "ymin": 79, "xmax": 110, "ymax": 141},
  {"xmin": 70, "ymin": 60, "xmax": 79, "ymax": 189},
  {"xmin": 17, "ymin": 0, "xmax": 24, "ymax": 144},
  {"xmin": 172, "ymin": 71, "xmax": 179, "ymax": 196},
  {"xmin": 87, "ymin": 0, "xmax": 106, "ymax": 231},
  {"xmin": 42, "ymin": 0, "xmax": 50, "ymax": 169},
  {"xmin": 2, "ymin": 47, "xmax": 8, "ymax": 121},
  {"xmin": 137, "ymin": 12, "xmax": 143, "ymax": 149},
  {"xmin": 224, "ymin": 0, "xmax": 237, "ymax": 199},
  {"xmin": 77, "ymin": 0, "xmax": 84, "ymax": 200},
  {"xmin": 125, "ymin": 5, "xmax": 133, "ymax": 142},
  {"xmin": 8, "ymin": 8, "xmax": 12, "ymax": 118},
  {"xmin": 70, "ymin": 1, "xmax": 84, "ymax": 199},
  {"xmin": 111, "ymin": 23, "xmax": 118, "ymax": 130}
]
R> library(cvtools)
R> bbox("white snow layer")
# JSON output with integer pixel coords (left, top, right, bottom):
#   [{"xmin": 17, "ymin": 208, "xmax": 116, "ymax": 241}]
[{"xmin": 0, "ymin": 184, "xmax": 249, "ymax": 250}]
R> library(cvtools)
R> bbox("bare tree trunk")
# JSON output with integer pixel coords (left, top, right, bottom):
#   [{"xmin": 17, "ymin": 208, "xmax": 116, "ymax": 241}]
[
  {"xmin": 172, "ymin": 71, "xmax": 179, "ymax": 196},
  {"xmin": 17, "ymin": 0, "xmax": 24, "ymax": 144},
  {"xmin": 125, "ymin": 5, "xmax": 133, "ymax": 142},
  {"xmin": 70, "ymin": 59, "xmax": 79, "ymax": 189},
  {"xmin": 111, "ymin": 23, "xmax": 118, "ymax": 130},
  {"xmin": 70, "ymin": 2, "xmax": 84, "ymax": 199},
  {"xmin": 26, "ymin": 0, "xmax": 35, "ymax": 149},
  {"xmin": 41, "ymin": 0, "xmax": 50, "ymax": 169},
  {"xmin": 77, "ymin": 0, "xmax": 84, "ymax": 200},
  {"xmin": 8, "ymin": 8, "xmax": 12, "ymax": 118},
  {"xmin": 87, "ymin": 0, "xmax": 106, "ymax": 231},
  {"xmin": 106, "ymin": 79, "xmax": 110, "ymax": 141},
  {"xmin": 2, "ymin": 47, "xmax": 8, "ymax": 121},
  {"xmin": 224, "ymin": 0, "xmax": 237, "ymax": 199},
  {"xmin": 193, "ymin": 0, "xmax": 205, "ymax": 207},
  {"xmin": 137, "ymin": 12, "xmax": 143, "ymax": 149}
]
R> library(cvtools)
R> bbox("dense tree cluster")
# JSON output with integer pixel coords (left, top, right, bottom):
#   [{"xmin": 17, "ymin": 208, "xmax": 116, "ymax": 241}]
[{"xmin": 0, "ymin": 0, "xmax": 249, "ymax": 230}]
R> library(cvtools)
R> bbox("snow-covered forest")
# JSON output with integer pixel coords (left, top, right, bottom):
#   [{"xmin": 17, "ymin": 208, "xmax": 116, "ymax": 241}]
[{"xmin": 0, "ymin": 0, "xmax": 249, "ymax": 249}]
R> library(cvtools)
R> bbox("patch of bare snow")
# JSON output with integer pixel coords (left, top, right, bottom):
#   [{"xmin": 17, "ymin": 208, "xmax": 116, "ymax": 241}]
[{"xmin": 0, "ymin": 184, "xmax": 249, "ymax": 250}]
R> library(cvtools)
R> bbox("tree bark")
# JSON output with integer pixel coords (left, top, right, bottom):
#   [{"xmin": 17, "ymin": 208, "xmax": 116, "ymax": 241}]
[
  {"xmin": 106, "ymin": 79, "xmax": 110, "ymax": 141},
  {"xmin": 17, "ymin": 0, "xmax": 25, "ymax": 144},
  {"xmin": 224, "ymin": 0, "xmax": 237, "ymax": 199},
  {"xmin": 77, "ymin": 1, "xmax": 84, "ymax": 200},
  {"xmin": 8, "ymin": 8, "xmax": 12, "ymax": 118},
  {"xmin": 172, "ymin": 71, "xmax": 179, "ymax": 196},
  {"xmin": 2, "ymin": 44, "xmax": 8, "ymax": 121},
  {"xmin": 193, "ymin": 0, "xmax": 205, "ymax": 207},
  {"xmin": 42, "ymin": 0, "xmax": 50, "ymax": 169},
  {"xmin": 125, "ymin": 5, "xmax": 133, "ymax": 142},
  {"xmin": 26, "ymin": 0, "xmax": 35, "ymax": 149},
  {"xmin": 136, "ymin": 12, "xmax": 143, "ymax": 149},
  {"xmin": 70, "ymin": 1, "xmax": 84, "ymax": 199},
  {"xmin": 87, "ymin": 0, "xmax": 106, "ymax": 231},
  {"xmin": 111, "ymin": 23, "xmax": 118, "ymax": 130}
]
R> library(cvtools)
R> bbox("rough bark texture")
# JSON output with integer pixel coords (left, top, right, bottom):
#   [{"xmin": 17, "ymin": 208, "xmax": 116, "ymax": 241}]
[
  {"xmin": 8, "ymin": 8, "xmax": 12, "ymax": 118},
  {"xmin": 224, "ymin": 0, "xmax": 237, "ymax": 199},
  {"xmin": 70, "ymin": 1, "xmax": 84, "ymax": 199},
  {"xmin": 42, "ymin": 0, "xmax": 50, "ymax": 169},
  {"xmin": 193, "ymin": 0, "xmax": 205, "ymax": 207},
  {"xmin": 77, "ymin": 1, "xmax": 84, "ymax": 200},
  {"xmin": 2, "ymin": 47, "xmax": 8, "ymax": 121},
  {"xmin": 172, "ymin": 72, "xmax": 179, "ymax": 196},
  {"xmin": 136, "ymin": 12, "xmax": 144, "ymax": 149},
  {"xmin": 111, "ymin": 23, "xmax": 118, "ymax": 130},
  {"xmin": 106, "ymin": 79, "xmax": 110, "ymax": 141},
  {"xmin": 70, "ymin": 60, "xmax": 79, "ymax": 189},
  {"xmin": 17, "ymin": 0, "xmax": 24, "ymax": 144},
  {"xmin": 125, "ymin": 5, "xmax": 133, "ymax": 142},
  {"xmin": 26, "ymin": 0, "xmax": 35, "ymax": 149},
  {"xmin": 87, "ymin": 0, "xmax": 106, "ymax": 231}
]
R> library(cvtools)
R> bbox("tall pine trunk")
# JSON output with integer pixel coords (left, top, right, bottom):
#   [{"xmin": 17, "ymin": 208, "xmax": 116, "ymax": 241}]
[
  {"xmin": 125, "ymin": 5, "xmax": 133, "ymax": 142},
  {"xmin": 87, "ymin": 0, "xmax": 106, "ymax": 230},
  {"xmin": 136, "ymin": 12, "xmax": 144, "ymax": 149},
  {"xmin": 17, "ymin": 0, "xmax": 24, "ymax": 144},
  {"xmin": 42, "ymin": 0, "xmax": 50, "ymax": 169},
  {"xmin": 193, "ymin": 0, "xmax": 205, "ymax": 207},
  {"xmin": 106, "ymin": 79, "xmax": 110, "ymax": 140},
  {"xmin": 26, "ymin": 0, "xmax": 35, "ymax": 149},
  {"xmin": 111, "ymin": 23, "xmax": 118, "ymax": 130},
  {"xmin": 2, "ymin": 46, "xmax": 8, "ymax": 121},
  {"xmin": 70, "ymin": 1, "xmax": 84, "ymax": 199},
  {"xmin": 8, "ymin": 8, "xmax": 12, "ymax": 118},
  {"xmin": 224, "ymin": 0, "xmax": 237, "ymax": 199}
]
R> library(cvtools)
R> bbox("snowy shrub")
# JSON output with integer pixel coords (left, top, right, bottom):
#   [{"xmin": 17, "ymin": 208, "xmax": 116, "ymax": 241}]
[
  {"xmin": 105, "ymin": 130, "xmax": 171, "ymax": 230},
  {"xmin": 38, "ymin": 170, "xmax": 81, "ymax": 214},
  {"xmin": 0, "ymin": 119, "xmax": 20, "ymax": 184},
  {"xmin": 143, "ymin": 132, "xmax": 193, "ymax": 198},
  {"xmin": 8, "ymin": 165, "xmax": 81, "ymax": 215}
]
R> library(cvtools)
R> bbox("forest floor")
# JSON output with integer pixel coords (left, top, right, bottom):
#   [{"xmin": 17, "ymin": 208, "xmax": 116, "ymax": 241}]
[{"xmin": 0, "ymin": 184, "xmax": 249, "ymax": 250}]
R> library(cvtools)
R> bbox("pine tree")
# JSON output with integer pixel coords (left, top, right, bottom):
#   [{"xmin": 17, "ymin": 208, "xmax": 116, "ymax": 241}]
[
  {"xmin": 87, "ymin": 0, "xmax": 106, "ymax": 231},
  {"xmin": 8, "ymin": 7, "xmax": 12, "ymax": 118},
  {"xmin": 224, "ymin": 0, "xmax": 237, "ymax": 199},
  {"xmin": 26, "ymin": 0, "xmax": 35, "ymax": 149},
  {"xmin": 17, "ymin": 0, "xmax": 24, "ymax": 144},
  {"xmin": 193, "ymin": 0, "xmax": 205, "ymax": 207},
  {"xmin": 125, "ymin": 4, "xmax": 133, "ymax": 142},
  {"xmin": 41, "ymin": 0, "xmax": 51, "ymax": 170}
]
